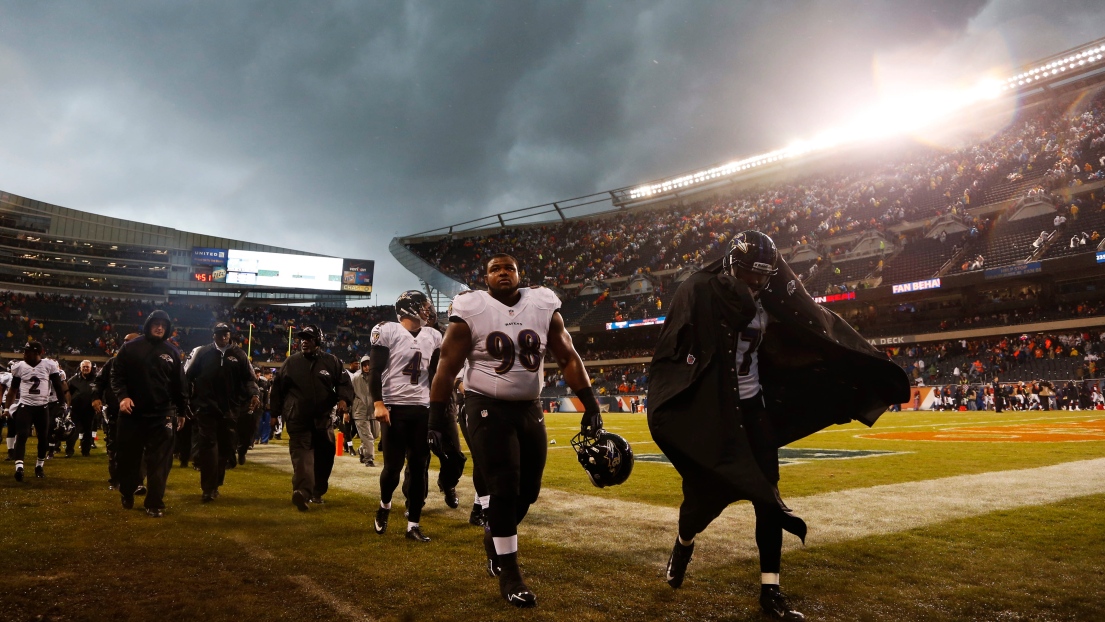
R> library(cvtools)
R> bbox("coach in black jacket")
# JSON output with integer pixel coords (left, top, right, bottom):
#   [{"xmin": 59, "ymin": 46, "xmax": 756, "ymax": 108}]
[
  {"xmin": 111, "ymin": 311, "xmax": 189, "ymax": 517},
  {"xmin": 66, "ymin": 360, "xmax": 97, "ymax": 457},
  {"xmin": 649, "ymin": 232, "xmax": 909, "ymax": 619},
  {"xmin": 270, "ymin": 324, "xmax": 353, "ymax": 511},
  {"xmin": 186, "ymin": 322, "xmax": 259, "ymax": 503}
]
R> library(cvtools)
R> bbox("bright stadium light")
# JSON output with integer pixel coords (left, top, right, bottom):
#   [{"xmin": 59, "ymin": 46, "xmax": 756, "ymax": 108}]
[{"xmin": 625, "ymin": 39, "xmax": 1105, "ymax": 201}]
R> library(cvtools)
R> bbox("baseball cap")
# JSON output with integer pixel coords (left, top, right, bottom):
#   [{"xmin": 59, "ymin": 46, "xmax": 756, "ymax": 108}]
[
  {"xmin": 23, "ymin": 342, "xmax": 43, "ymax": 354},
  {"xmin": 296, "ymin": 325, "xmax": 322, "ymax": 341},
  {"xmin": 213, "ymin": 322, "xmax": 232, "ymax": 334}
]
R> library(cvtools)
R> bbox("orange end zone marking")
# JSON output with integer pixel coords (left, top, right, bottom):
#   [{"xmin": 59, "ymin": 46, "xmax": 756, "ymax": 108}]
[{"xmin": 862, "ymin": 419, "xmax": 1105, "ymax": 442}]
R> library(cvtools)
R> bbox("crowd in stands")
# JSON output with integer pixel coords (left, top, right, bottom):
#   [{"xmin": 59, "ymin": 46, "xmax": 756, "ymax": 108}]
[
  {"xmin": 544, "ymin": 365, "xmax": 649, "ymax": 397},
  {"xmin": 410, "ymin": 89, "xmax": 1105, "ymax": 293},
  {"xmin": 891, "ymin": 330, "xmax": 1102, "ymax": 384}
]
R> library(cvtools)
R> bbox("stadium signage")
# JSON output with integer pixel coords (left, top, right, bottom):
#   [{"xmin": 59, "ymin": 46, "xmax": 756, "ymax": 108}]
[
  {"xmin": 984, "ymin": 261, "xmax": 1042, "ymax": 280},
  {"xmin": 891, "ymin": 278, "xmax": 941, "ymax": 294},
  {"xmin": 606, "ymin": 316, "xmax": 666, "ymax": 330},
  {"xmin": 192, "ymin": 247, "xmax": 228, "ymax": 266},
  {"xmin": 1097, "ymin": 251, "xmax": 1105, "ymax": 264},
  {"xmin": 812, "ymin": 291, "xmax": 856, "ymax": 304},
  {"xmin": 866, "ymin": 335, "xmax": 914, "ymax": 346}
]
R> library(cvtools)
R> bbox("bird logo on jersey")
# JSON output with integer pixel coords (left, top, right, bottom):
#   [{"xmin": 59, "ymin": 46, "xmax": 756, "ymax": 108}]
[
  {"xmin": 787, "ymin": 280, "xmax": 796, "ymax": 296},
  {"xmin": 159, "ymin": 354, "xmax": 174, "ymax": 364}
]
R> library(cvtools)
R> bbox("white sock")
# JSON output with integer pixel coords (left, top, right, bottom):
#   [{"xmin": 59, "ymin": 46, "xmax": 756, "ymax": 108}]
[
  {"xmin": 479, "ymin": 495, "xmax": 490, "ymax": 509},
  {"xmin": 407, "ymin": 521, "xmax": 418, "ymax": 531},
  {"xmin": 493, "ymin": 535, "xmax": 518, "ymax": 556},
  {"xmin": 78, "ymin": 434, "xmax": 84, "ymax": 440},
  {"xmin": 36, "ymin": 459, "xmax": 44, "ymax": 468},
  {"xmin": 380, "ymin": 501, "xmax": 392, "ymax": 510},
  {"xmin": 92, "ymin": 432, "xmax": 97, "ymax": 440},
  {"xmin": 678, "ymin": 535, "xmax": 694, "ymax": 546},
  {"xmin": 14, "ymin": 460, "xmax": 23, "ymax": 469},
  {"xmin": 762, "ymin": 573, "xmax": 780, "ymax": 585},
  {"xmin": 5, "ymin": 438, "xmax": 13, "ymax": 449}
]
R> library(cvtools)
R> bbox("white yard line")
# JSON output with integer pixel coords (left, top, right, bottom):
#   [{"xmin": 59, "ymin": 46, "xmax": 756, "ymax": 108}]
[{"xmin": 248, "ymin": 445, "xmax": 1105, "ymax": 569}]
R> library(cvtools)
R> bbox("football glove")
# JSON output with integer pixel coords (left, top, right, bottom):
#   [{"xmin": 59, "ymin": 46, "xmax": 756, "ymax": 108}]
[
  {"xmin": 577, "ymin": 387, "xmax": 603, "ymax": 437},
  {"xmin": 428, "ymin": 401, "xmax": 448, "ymax": 458}
]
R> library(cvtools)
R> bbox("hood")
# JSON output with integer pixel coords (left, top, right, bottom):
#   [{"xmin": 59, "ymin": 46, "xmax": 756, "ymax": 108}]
[
  {"xmin": 359, "ymin": 355, "xmax": 371, "ymax": 365},
  {"xmin": 143, "ymin": 309, "xmax": 173, "ymax": 341}
]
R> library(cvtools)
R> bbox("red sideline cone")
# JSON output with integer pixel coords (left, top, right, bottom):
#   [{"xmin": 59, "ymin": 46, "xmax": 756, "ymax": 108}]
[{"xmin": 335, "ymin": 431, "xmax": 344, "ymax": 456}]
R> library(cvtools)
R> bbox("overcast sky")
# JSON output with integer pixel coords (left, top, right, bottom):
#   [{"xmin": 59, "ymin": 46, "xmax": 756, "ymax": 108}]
[{"xmin": 1, "ymin": 1, "xmax": 1103, "ymax": 303}]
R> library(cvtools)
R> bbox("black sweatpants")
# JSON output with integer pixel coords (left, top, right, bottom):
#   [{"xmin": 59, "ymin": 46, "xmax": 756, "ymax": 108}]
[
  {"xmin": 12, "ymin": 404, "xmax": 51, "ymax": 463},
  {"xmin": 66, "ymin": 407, "xmax": 95, "ymax": 456},
  {"xmin": 195, "ymin": 408, "xmax": 238, "ymax": 494},
  {"xmin": 288, "ymin": 422, "xmax": 336, "ymax": 499},
  {"xmin": 672, "ymin": 393, "xmax": 783, "ymax": 574},
  {"xmin": 379, "ymin": 405, "xmax": 430, "ymax": 523},
  {"xmin": 465, "ymin": 393, "xmax": 547, "ymax": 539},
  {"xmin": 116, "ymin": 414, "xmax": 175, "ymax": 510}
]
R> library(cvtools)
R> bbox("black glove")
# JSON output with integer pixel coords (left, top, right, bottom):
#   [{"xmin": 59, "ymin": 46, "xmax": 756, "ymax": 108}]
[
  {"xmin": 427, "ymin": 401, "xmax": 448, "ymax": 458},
  {"xmin": 577, "ymin": 387, "xmax": 603, "ymax": 437}
]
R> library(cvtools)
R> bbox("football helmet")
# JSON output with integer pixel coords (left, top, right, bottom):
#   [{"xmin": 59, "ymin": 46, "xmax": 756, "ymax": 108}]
[
  {"xmin": 395, "ymin": 290, "xmax": 437, "ymax": 327},
  {"xmin": 571, "ymin": 431, "xmax": 634, "ymax": 488},
  {"xmin": 722, "ymin": 230, "xmax": 778, "ymax": 276}
]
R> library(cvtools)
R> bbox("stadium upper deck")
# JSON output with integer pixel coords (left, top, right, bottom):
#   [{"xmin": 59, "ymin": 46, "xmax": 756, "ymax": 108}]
[
  {"xmin": 0, "ymin": 190, "xmax": 368, "ymax": 304},
  {"xmin": 395, "ymin": 37, "xmax": 1105, "ymax": 298}
]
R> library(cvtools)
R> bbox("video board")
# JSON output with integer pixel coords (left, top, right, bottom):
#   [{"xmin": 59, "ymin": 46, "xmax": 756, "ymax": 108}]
[{"xmin": 190, "ymin": 247, "xmax": 373, "ymax": 293}]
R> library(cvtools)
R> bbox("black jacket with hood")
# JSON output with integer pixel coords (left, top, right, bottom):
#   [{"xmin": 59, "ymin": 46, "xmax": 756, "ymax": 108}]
[
  {"xmin": 270, "ymin": 349, "xmax": 354, "ymax": 433},
  {"xmin": 185, "ymin": 341, "xmax": 259, "ymax": 416},
  {"xmin": 110, "ymin": 310, "xmax": 189, "ymax": 418},
  {"xmin": 648, "ymin": 257, "xmax": 910, "ymax": 534}
]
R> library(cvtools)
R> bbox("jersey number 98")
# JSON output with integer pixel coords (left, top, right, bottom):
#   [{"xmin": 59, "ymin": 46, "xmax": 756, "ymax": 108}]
[{"xmin": 486, "ymin": 330, "xmax": 542, "ymax": 374}]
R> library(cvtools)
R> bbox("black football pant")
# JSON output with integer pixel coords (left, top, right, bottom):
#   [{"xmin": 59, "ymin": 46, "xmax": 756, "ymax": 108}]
[
  {"xmin": 66, "ymin": 408, "xmax": 95, "ymax": 455},
  {"xmin": 457, "ymin": 399, "xmax": 487, "ymax": 499},
  {"xmin": 236, "ymin": 407, "xmax": 261, "ymax": 460},
  {"xmin": 116, "ymin": 414, "xmax": 175, "ymax": 511},
  {"xmin": 465, "ymin": 393, "xmax": 547, "ymax": 540},
  {"xmin": 11, "ymin": 405, "xmax": 51, "ymax": 463},
  {"xmin": 674, "ymin": 393, "xmax": 783, "ymax": 574},
  {"xmin": 287, "ymin": 423, "xmax": 336, "ymax": 499},
  {"xmin": 379, "ymin": 405, "xmax": 430, "ymax": 523},
  {"xmin": 195, "ymin": 408, "xmax": 238, "ymax": 494}
]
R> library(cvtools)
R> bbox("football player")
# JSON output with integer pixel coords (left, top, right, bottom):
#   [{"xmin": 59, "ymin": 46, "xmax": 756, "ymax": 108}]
[
  {"xmin": 649, "ymin": 231, "xmax": 908, "ymax": 621},
  {"xmin": 370, "ymin": 290, "xmax": 443, "ymax": 542},
  {"xmin": 429, "ymin": 253, "xmax": 601, "ymax": 608},
  {"xmin": 4, "ymin": 342, "xmax": 68, "ymax": 481}
]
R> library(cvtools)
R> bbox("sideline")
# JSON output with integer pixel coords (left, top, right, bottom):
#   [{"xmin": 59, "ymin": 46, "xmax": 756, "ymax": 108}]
[{"xmin": 247, "ymin": 445, "xmax": 1105, "ymax": 569}]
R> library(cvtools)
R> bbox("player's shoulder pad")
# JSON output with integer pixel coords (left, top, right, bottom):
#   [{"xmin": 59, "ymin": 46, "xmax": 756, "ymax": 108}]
[
  {"xmin": 448, "ymin": 289, "xmax": 486, "ymax": 319},
  {"xmin": 527, "ymin": 286, "xmax": 562, "ymax": 310}
]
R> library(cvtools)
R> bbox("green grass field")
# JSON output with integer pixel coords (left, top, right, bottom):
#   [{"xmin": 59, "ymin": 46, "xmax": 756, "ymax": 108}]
[{"xmin": 2, "ymin": 409, "xmax": 1105, "ymax": 621}]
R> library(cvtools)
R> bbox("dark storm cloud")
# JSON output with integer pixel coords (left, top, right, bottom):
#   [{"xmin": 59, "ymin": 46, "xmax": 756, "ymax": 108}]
[{"xmin": 0, "ymin": 1, "xmax": 1102, "ymax": 300}]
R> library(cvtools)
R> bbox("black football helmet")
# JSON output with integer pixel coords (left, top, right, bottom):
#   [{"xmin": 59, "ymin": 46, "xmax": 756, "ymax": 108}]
[
  {"xmin": 571, "ymin": 431, "xmax": 634, "ymax": 488},
  {"xmin": 722, "ymin": 230, "xmax": 778, "ymax": 276},
  {"xmin": 395, "ymin": 290, "xmax": 437, "ymax": 327}
]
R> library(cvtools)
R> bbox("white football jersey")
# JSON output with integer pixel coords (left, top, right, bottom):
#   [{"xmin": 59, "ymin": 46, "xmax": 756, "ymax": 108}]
[
  {"xmin": 370, "ymin": 321, "xmax": 442, "ymax": 406},
  {"xmin": 736, "ymin": 299, "xmax": 769, "ymax": 400},
  {"xmin": 450, "ymin": 287, "xmax": 560, "ymax": 401},
  {"xmin": 11, "ymin": 359, "xmax": 62, "ymax": 407},
  {"xmin": 48, "ymin": 365, "xmax": 66, "ymax": 402}
]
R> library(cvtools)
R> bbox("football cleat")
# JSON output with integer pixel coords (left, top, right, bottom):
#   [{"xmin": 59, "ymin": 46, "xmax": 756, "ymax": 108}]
[
  {"xmin": 665, "ymin": 538, "xmax": 694, "ymax": 589},
  {"xmin": 202, "ymin": 492, "xmax": 215, "ymax": 504},
  {"xmin": 292, "ymin": 490, "xmax": 309, "ymax": 512},
  {"xmin": 121, "ymin": 496, "xmax": 134, "ymax": 510},
  {"xmin": 469, "ymin": 503, "xmax": 486, "ymax": 527},
  {"xmin": 760, "ymin": 585, "xmax": 804, "ymax": 621},
  {"xmin": 374, "ymin": 507, "xmax": 390, "ymax": 534},
  {"xmin": 405, "ymin": 526, "xmax": 430, "ymax": 543},
  {"xmin": 497, "ymin": 553, "xmax": 535, "ymax": 608},
  {"xmin": 145, "ymin": 508, "xmax": 164, "ymax": 519},
  {"xmin": 309, "ymin": 496, "xmax": 325, "ymax": 505},
  {"xmin": 483, "ymin": 527, "xmax": 502, "ymax": 577},
  {"xmin": 443, "ymin": 487, "xmax": 459, "ymax": 509},
  {"xmin": 135, "ymin": 485, "xmax": 147, "ymax": 496},
  {"xmin": 14, "ymin": 466, "xmax": 24, "ymax": 482},
  {"xmin": 35, "ymin": 465, "xmax": 44, "ymax": 478}
]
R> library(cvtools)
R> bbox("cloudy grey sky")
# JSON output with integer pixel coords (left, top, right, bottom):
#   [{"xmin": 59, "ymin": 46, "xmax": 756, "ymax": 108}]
[{"xmin": 1, "ymin": 1, "xmax": 1103, "ymax": 302}]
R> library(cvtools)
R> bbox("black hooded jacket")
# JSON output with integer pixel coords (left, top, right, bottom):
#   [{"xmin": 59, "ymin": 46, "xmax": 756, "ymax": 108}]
[
  {"xmin": 185, "ymin": 342, "xmax": 259, "ymax": 415},
  {"xmin": 110, "ymin": 310, "xmax": 189, "ymax": 417},
  {"xmin": 270, "ymin": 349, "xmax": 354, "ymax": 432},
  {"xmin": 648, "ymin": 258, "xmax": 910, "ymax": 514}
]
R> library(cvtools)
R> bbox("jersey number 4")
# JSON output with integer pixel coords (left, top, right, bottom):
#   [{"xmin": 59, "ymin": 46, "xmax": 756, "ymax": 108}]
[
  {"xmin": 401, "ymin": 352, "xmax": 423, "ymax": 385},
  {"xmin": 486, "ymin": 330, "xmax": 542, "ymax": 374}
]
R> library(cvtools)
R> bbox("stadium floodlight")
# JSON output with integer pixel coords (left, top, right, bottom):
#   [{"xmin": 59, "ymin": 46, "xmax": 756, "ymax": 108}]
[{"xmin": 625, "ymin": 38, "xmax": 1105, "ymax": 202}]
